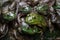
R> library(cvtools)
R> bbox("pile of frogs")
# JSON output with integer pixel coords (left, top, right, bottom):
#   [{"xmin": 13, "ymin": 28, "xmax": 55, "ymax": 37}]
[{"xmin": 0, "ymin": 0, "xmax": 60, "ymax": 40}]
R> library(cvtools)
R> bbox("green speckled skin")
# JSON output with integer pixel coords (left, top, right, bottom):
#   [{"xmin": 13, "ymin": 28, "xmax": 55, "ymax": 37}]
[
  {"xmin": 36, "ymin": 4, "xmax": 48, "ymax": 14},
  {"xmin": 19, "ymin": 6, "xmax": 31, "ymax": 14},
  {"xmin": 25, "ymin": 12, "xmax": 47, "ymax": 27},
  {"xmin": 21, "ymin": 26, "xmax": 42, "ymax": 35},
  {"xmin": 3, "ymin": 12, "xmax": 16, "ymax": 21}
]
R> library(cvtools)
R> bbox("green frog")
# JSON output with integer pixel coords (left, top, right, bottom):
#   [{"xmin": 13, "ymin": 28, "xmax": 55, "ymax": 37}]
[
  {"xmin": 19, "ymin": 6, "xmax": 31, "ymax": 14},
  {"xmin": 35, "ymin": 4, "xmax": 49, "ymax": 15},
  {"xmin": 3, "ymin": 11, "xmax": 16, "ymax": 21},
  {"xmin": 19, "ymin": 1, "xmax": 32, "ymax": 14},
  {"xmin": 18, "ymin": 18, "xmax": 42, "ymax": 35},
  {"xmin": 25, "ymin": 12, "xmax": 47, "ymax": 27},
  {"xmin": 21, "ymin": 26, "xmax": 42, "ymax": 35}
]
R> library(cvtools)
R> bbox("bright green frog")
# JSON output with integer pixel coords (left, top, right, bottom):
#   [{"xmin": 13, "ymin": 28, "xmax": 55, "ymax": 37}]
[{"xmin": 25, "ymin": 12, "xmax": 47, "ymax": 27}]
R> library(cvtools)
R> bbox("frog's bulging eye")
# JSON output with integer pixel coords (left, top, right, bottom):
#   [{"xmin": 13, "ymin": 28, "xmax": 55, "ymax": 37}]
[
  {"xmin": 33, "ymin": 17, "xmax": 36, "ymax": 19},
  {"xmin": 27, "ymin": 14, "xmax": 30, "ymax": 17}
]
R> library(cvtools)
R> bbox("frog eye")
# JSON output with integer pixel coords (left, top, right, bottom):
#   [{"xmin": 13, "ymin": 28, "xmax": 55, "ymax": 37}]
[
  {"xmin": 27, "ymin": 14, "xmax": 30, "ymax": 17},
  {"xmin": 32, "ymin": 16, "xmax": 36, "ymax": 19},
  {"xmin": 33, "ymin": 17, "xmax": 36, "ymax": 19}
]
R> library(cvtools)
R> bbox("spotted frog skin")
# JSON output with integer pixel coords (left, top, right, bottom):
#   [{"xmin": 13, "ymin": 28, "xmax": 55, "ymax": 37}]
[
  {"xmin": 18, "ymin": 18, "xmax": 42, "ymax": 35},
  {"xmin": 35, "ymin": 4, "xmax": 49, "ymax": 15},
  {"xmin": 3, "ymin": 11, "xmax": 16, "ymax": 21},
  {"xmin": 21, "ymin": 26, "xmax": 42, "ymax": 35},
  {"xmin": 19, "ymin": 1, "xmax": 31, "ymax": 14},
  {"xmin": 25, "ymin": 12, "xmax": 47, "ymax": 27},
  {"xmin": 19, "ymin": 6, "xmax": 31, "ymax": 14}
]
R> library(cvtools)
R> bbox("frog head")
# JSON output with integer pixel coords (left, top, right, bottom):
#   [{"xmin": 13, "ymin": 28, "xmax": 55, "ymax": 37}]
[
  {"xmin": 25, "ymin": 12, "xmax": 47, "ymax": 27},
  {"xmin": 3, "ymin": 11, "xmax": 16, "ymax": 21},
  {"xmin": 35, "ymin": 4, "xmax": 49, "ymax": 15}
]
